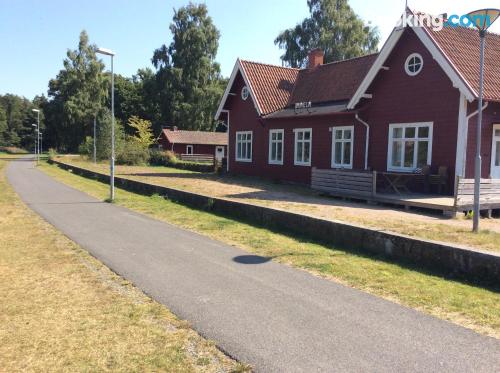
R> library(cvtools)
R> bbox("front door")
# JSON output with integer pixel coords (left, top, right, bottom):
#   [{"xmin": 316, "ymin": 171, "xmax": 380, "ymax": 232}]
[
  {"xmin": 491, "ymin": 124, "xmax": 500, "ymax": 178},
  {"xmin": 215, "ymin": 146, "xmax": 225, "ymax": 161}
]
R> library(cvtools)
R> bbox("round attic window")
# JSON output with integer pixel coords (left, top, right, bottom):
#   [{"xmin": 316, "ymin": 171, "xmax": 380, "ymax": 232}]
[
  {"xmin": 405, "ymin": 53, "xmax": 423, "ymax": 76},
  {"xmin": 241, "ymin": 86, "xmax": 249, "ymax": 100}
]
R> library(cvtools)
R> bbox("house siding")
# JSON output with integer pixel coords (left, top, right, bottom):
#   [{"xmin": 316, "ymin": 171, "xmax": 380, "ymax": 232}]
[
  {"xmin": 362, "ymin": 28, "xmax": 460, "ymax": 189},
  {"xmin": 465, "ymin": 101, "xmax": 500, "ymax": 178},
  {"xmin": 227, "ymin": 73, "xmax": 364, "ymax": 183}
]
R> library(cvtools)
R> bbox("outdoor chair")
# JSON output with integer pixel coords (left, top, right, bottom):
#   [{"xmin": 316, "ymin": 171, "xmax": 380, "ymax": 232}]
[{"xmin": 428, "ymin": 166, "xmax": 448, "ymax": 194}]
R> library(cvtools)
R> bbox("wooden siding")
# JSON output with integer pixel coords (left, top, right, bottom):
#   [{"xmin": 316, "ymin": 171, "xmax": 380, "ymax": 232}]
[
  {"xmin": 455, "ymin": 178, "xmax": 500, "ymax": 208},
  {"xmin": 311, "ymin": 168, "xmax": 374, "ymax": 197}
]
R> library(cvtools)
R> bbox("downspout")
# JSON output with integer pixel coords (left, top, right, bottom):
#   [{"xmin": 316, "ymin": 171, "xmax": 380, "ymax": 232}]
[
  {"xmin": 355, "ymin": 113, "xmax": 370, "ymax": 170},
  {"xmin": 463, "ymin": 101, "xmax": 489, "ymax": 177}
]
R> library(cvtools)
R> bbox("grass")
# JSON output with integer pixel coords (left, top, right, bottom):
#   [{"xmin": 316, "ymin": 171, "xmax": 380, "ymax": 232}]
[
  {"xmin": 53, "ymin": 156, "xmax": 500, "ymax": 253},
  {"xmin": 39, "ymin": 160, "xmax": 500, "ymax": 339},
  {"xmin": 0, "ymin": 159, "xmax": 246, "ymax": 372}
]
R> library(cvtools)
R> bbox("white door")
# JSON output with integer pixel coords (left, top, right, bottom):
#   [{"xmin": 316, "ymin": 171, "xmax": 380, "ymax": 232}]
[
  {"xmin": 215, "ymin": 146, "xmax": 225, "ymax": 161},
  {"xmin": 491, "ymin": 124, "xmax": 500, "ymax": 178}
]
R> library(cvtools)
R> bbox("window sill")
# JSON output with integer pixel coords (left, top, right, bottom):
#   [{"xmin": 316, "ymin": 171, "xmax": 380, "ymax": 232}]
[
  {"xmin": 236, "ymin": 159, "xmax": 252, "ymax": 163},
  {"xmin": 294, "ymin": 162, "xmax": 311, "ymax": 167},
  {"xmin": 268, "ymin": 161, "xmax": 284, "ymax": 165}
]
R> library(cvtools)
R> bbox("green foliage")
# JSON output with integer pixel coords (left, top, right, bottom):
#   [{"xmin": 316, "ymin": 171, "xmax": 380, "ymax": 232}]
[
  {"xmin": 116, "ymin": 141, "xmax": 150, "ymax": 166},
  {"xmin": 0, "ymin": 94, "xmax": 41, "ymax": 149},
  {"xmin": 127, "ymin": 116, "xmax": 155, "ymax": 148},
  {"xmin": 149, "ymin": 149, "xmax": 213, "ymax": 172},
  {"xmin": 46, "ymin": 30, "xmax": 107, "ymax": 151},
  {"xmin": 47, "ymin": 148, "xmax": 58, "ymax": 161},
  {"xmin": 152, "ymin": 3, "xmax": 225, "ymax": 131},
  {"xmin": 275, "ymin": 0, "xmax": 379, "ymax": 67}
]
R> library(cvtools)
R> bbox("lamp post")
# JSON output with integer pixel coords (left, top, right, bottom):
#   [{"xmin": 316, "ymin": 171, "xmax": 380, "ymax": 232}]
[
  {"xmin": 32, "ymin": 109, "xmax": 40, "ymax": 165},
  {"xmin": 466, "ymin": 8, "xmax": 500, "ymax": 232},
  {"xmin": 93, "ymin": 114, "xmax": 97, "ymax": 164},
  {"xmin": 31, "ymin": 124, "xmax": 37, "ymax": 156},
  {"xmin": 96, "ymin": 47, "xmax": 116, "ymax": 201}
]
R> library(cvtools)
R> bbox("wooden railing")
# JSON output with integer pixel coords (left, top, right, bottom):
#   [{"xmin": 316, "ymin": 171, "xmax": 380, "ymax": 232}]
[
  {"xmin": 454, "ymin": 177, "xmax": 500, "ymax": 209},
  {"xmin": 311, "ymin": 168, "xmax": 376, "ymax": 197},
  {"xmin": 179, "ymin": 154, "xmax": 214, "ymax": 163}
]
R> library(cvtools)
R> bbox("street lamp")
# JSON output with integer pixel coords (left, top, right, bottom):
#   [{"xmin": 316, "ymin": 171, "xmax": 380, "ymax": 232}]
[
  {"xmin": 32, "ymin": 109, "xmax": 40, "ymax": 165},
  {"xmin": 96, "ymin": 47, "xmax": 116, "ymax": 201},
  {"xmin": 39, "ymin": 132, "xmax": 43, "ymax": 156},
  {"xmin": 31, "ymin": 124, "xmax": 37, "ymax": 156},
  {"xmin": 466, "ymin": 8, "xmax": 500, "ymax": 232}
]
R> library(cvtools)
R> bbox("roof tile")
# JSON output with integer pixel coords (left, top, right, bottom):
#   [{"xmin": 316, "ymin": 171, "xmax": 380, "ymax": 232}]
[{"xmin": 162, "ymin": 129, "xmax": 227, "ymax": 146}]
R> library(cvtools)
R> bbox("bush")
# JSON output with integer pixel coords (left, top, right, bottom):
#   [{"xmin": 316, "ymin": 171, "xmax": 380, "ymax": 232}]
[
  {"xmin": 47, "ymin": 148, "xmax": 58, "ymax": 161},
  {"xmin": 149, "ymin": 149, "xmax": 214, "ymax": 172},
  {"xmin": 116, "ymin": 140, "xmax": 150, "ymax": 165},
  {"xmin": 0, "ymin": 146, "xmax": 28, "ymax": 154},
  {"xmin": 78, "ymin": 136, "xmax": 93, "ymax": 158}
]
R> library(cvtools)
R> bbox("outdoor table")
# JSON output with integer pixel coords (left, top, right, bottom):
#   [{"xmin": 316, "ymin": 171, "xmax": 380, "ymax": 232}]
[{"xmin": 379, "ymin": 172, "xmax": 419, "ymax": 195}]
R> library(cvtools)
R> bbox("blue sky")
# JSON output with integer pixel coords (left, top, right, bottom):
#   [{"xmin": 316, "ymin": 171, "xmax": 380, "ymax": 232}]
[{"xmin": 1, "ymin": 0, "xmax": 499, "ymax": 100}]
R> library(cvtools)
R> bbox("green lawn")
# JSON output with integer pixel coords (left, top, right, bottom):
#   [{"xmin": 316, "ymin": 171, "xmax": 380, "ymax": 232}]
[
  {"xmin": 52, "ymin": 156, "xmax": 500, "ymax": 253},
  {"xmin": 39, "ymin": 160, "xmax": 500, "ymax": 339},
  {"xmin": 0, "ymin": 159, "xmax": 245, "ymax": 372}
]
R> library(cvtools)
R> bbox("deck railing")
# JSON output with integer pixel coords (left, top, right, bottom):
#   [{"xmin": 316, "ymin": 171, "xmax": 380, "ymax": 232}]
[
  {"xmin": 311, "ymin": 168, "xmax": 376, "ymax": 197},
  {"xmin": 179, "ymin": 154, "xmax": 214, "ymax": 163},
  {"xmin": 454, "ymin": 177, "xmax": 500, "ymax": 209}
]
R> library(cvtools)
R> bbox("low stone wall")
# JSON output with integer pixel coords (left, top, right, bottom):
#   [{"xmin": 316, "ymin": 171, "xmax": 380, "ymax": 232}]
[{"xmin": 50, "ymin": 159, "xmax": 500, "ymax": 284}]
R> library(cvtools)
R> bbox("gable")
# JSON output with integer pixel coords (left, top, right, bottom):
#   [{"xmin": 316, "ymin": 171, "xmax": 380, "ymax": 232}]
[{"xmin": 348, "ymin": 23, "xmax": 477, "ymax": 109}]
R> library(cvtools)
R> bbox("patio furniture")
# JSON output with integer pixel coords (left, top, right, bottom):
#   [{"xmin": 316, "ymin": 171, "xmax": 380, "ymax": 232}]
[
  {"xmin": 380, "ymin": 172, "xmax": 415, "ymax": 195},
  {"xmin": 428, "ymin": 166, "xmax": 448, "ymax": 194}
]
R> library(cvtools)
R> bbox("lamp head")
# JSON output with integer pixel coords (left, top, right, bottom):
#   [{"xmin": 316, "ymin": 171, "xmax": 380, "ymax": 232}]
[
  {"xmin": 466, "ymin": 8, "xmax": 500, "ymax": 32},
  {"xmin": 32, "ymin": 109, "xmax": 39, "ymax": 113},
  {"xmin": 96, "ymin": 47, "xmax": 115, "ymax": 56}
]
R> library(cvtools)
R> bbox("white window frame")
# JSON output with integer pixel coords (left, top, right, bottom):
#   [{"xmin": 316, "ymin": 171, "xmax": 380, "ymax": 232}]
[
  {"xmin": 387, "ymin": 122, "xmax": 433, "ymax": 172},
  {"xmin": 186, "ymin": 145, "xmax": 193, "ymax": 155},
  {"xmin": 235, "ymin": 131, "xmax": 252, "ymax": 162},
  {"xmin": 294, "ymin": 128, "xmax": 312, "ymax": 166},
  {"xmin": 268, "ymin": 129, "xmax": 284, "ymax": 165},
  {"xmin": 491, "ymin": 124, "xmax": 500, "ymax": 178},
  {"xmin": 405, "ymin": 53, "xmax": 423, "ymax": 76},
  {"xmin": 331, "ymin": 126, "xmax": 354, "ymax": 169}
]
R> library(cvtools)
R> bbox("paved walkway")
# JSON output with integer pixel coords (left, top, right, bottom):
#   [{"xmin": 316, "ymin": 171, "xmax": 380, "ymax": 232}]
[{"xmin": 6, "ymin": 158, "xmax": 500, "ymax": 372}]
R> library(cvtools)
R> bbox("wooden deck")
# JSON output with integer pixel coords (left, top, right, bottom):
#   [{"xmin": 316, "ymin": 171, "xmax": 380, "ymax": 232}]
[{"xmin": 311, "ymin": 168, "xmax": 500, "ymax": 216}]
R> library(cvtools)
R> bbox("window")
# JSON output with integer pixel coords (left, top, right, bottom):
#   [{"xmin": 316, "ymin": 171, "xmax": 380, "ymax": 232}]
[
  {"xmin": 294, "ymin": 128, "xmax": 312, "ymax": 166},
  {"xmin": 405, "ymin": 53, "xmax": 423, "ymax": 76},
  {"xmin": 388, "ymin": 123, "xmax": 433, "ymax": 172},
  {"xmin": 241, "ymin": 86, "xmax": 249, "ymax": 100},
  {"xmin": 236, "ymin": 131, "xmax": 252, "ymax": 162},
  {"xmin": 269, "ymin": 129, "xmax": 284, "ymax": 165},
  {"xmin": 331, "ymin": 126, "xmax": 354, "ymax": 169},
  {"xmin": 186, "ymin": 145, "xmax": 193, "ymax": 155}
]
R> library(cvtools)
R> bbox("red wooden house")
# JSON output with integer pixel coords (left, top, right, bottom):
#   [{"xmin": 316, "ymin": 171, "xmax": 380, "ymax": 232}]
[
  {"xmin": 215, "ymin": 10, "xmax": 500, "ymax": 212},
  {"xmin": 158, "ymin": 127, "xmax": 228, "ymax": 161}
]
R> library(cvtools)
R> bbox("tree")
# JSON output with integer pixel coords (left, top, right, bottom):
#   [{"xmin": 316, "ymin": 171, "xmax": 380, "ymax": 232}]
[
  {"xmin": 127, "ymin": 116, "xmax": 155, "ymax": 148},
  {"xmin": 275, "ymin": 0, "xmax": 379, "ymax": 67},
  {"xmin": 152, "ymin": 3, "xmax": 225, "ymax": 131},
  {"xmin": 47, "ymin": 30, "xmax": 107, "ymax": 151},
  {"xmin": 0, "ymin": 106, "xmax": 7, "ymax": 146}
]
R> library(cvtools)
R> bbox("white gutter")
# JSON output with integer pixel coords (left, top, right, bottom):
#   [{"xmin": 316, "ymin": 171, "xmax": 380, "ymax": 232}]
[
  {"xmin": 355, "ymin": 114, "xmax": 370, "ymax": 170},
  {"xmin": 461, "ymin": 101, "xmax": 489, "ymax": 177}
]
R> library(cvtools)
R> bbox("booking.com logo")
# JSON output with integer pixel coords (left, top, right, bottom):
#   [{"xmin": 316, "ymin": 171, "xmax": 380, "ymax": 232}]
[{"xmin": 397, "ymin": 12, "xmax": 495, "ymax": 31}]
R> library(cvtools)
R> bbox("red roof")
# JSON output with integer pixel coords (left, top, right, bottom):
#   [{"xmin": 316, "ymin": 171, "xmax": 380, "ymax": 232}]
[
  {"xmin": 289, "ymin": 54, "xmax": 378, "ymax": 105},
  {"xmin": 426, "ymin": 25, "xmax": 500, "ymax": 102},
  {"xmin": 161, "ymin": 129, "xmax": 227, "ymax": 146},
  {"xmin": 240, "ymin": 60, "xmax": 299, "ymax": 115}
]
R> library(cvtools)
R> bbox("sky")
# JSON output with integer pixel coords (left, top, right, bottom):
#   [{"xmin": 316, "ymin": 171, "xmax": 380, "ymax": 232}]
[{"xmin": 1, "ymin": 0, "xmax": 499, "ymax": 100}]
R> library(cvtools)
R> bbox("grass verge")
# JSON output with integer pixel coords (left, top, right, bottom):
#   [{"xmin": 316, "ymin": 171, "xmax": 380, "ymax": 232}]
[
  {"xmin": 53, "ymin": 156, "xmax": 500, "ymax": 253},
  {"xmin": 38, "ymin": 160, "xmax": 500, "ymax": 339},
  {"xmin": 0, "ymin": 159, "xmax": 246, "ymax": 372}
]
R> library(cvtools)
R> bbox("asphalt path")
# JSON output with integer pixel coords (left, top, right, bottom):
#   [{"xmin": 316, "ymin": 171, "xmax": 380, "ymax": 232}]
[{"xmin": 6, "ymin": 157, "xmax": 500, "ymax": 372}]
